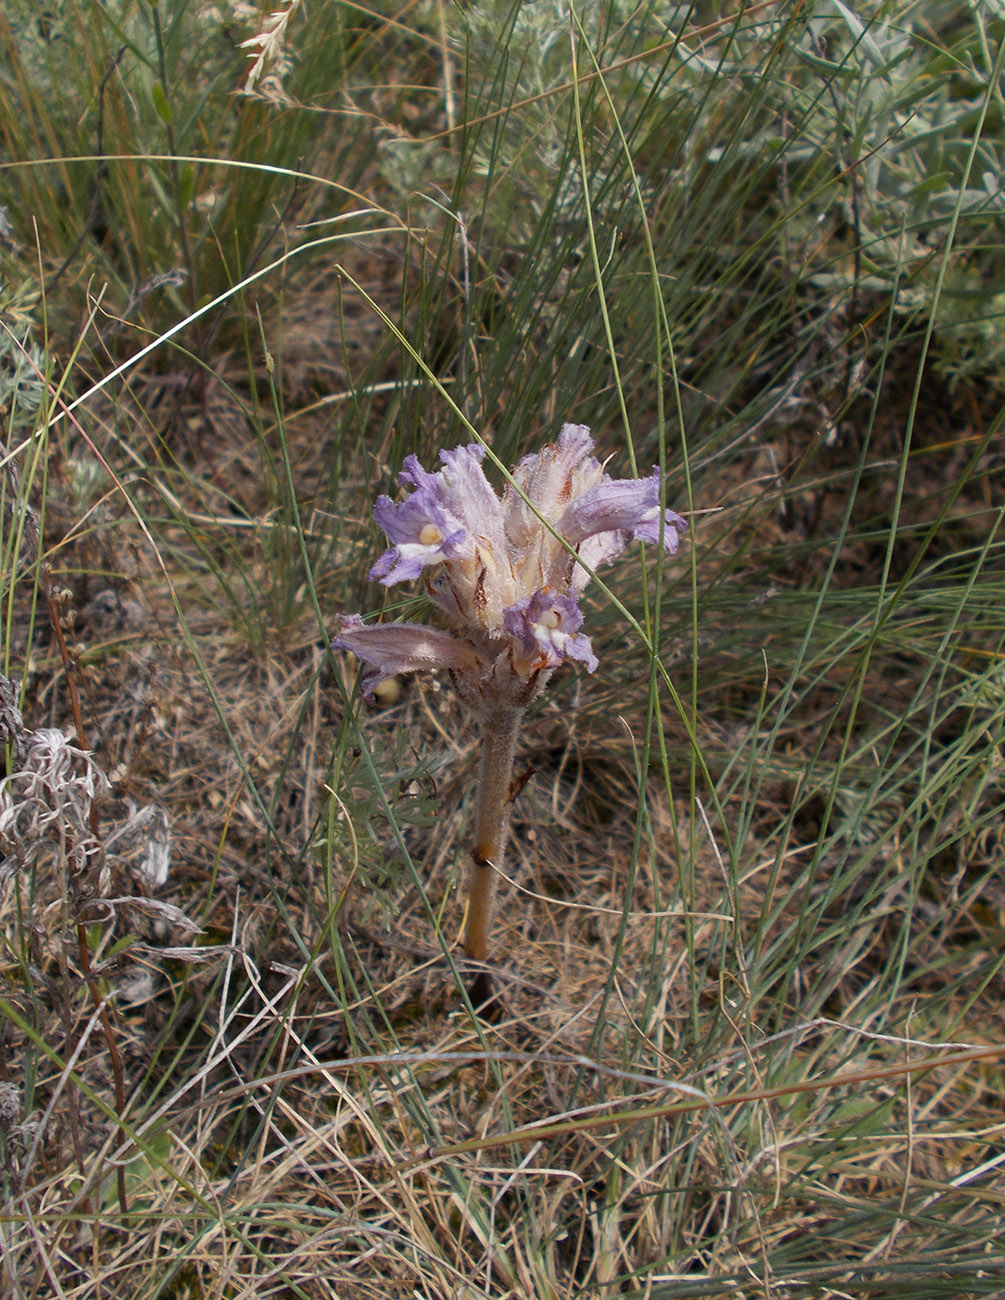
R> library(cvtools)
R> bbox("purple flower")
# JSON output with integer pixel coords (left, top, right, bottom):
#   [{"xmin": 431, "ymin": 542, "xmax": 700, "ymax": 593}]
[
  {"xmin": 369, "ymin": 455, "xmax": 471, "ymax": 584},
  {"xmin": 559, "ymin": 471, "xmax": 687, "ymax": 550},
  {"xmin": 333, "ymin": 424, "xmax": 686, "ymax": 706},
  {"xmin": 503, "ymin": 589, "xmax": 598, "ymax": 673},
  {"xmin": 331, "ymin": 423, "xmax": 688, "ymax": 975}
]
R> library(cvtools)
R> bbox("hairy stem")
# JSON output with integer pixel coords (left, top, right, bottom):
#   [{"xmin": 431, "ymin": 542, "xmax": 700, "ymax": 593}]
[{"xmin": 462, "ymin": 704, "xmax": 524, "ymax": 964}]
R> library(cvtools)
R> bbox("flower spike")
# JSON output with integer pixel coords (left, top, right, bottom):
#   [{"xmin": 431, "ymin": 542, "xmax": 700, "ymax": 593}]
[{"xmin": 333, "ymin": 424, "xmax": 687, "ymax": 1002}]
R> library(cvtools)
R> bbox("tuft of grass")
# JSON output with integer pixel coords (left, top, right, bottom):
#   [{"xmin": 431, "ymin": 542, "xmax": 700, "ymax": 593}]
[{"xmin": 1, "ymin": 1, "xmax": 1004, "ymax": 1297}]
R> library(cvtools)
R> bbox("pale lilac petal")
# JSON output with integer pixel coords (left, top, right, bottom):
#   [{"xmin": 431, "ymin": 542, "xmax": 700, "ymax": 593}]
[
  {"xmin": 367, "ymin": 445, "xmax": 511, "ymax": 588},
  {"xmin": 397, "ymin": 452, "xmax": 444, "ymax": 494},
  {"xmin": 554, "ymin": 422, "xmax": 597, "ymax": 468},
  {"xmin": 332, "ymin": 614, "xmax": 475, "ymax": 697},
  {"xmin": 372, "ymin": 487, "xmax": 465, "ymax": 554},
  {"xmin": 437, "ymin": 444, "xmax": 508, "ymax": 554},
  {"xmin": 502, "ymin": 589, "xmax": 598, "ymax": 672},
  {"xmin": 631, "ymin": 502, "xmax": 688, "ymax": 551},
  {"xmin": 559, "ymin": 470, "xmax": 687, "ymax": 554},
  {"xmin": 571, "ymin": 531, "xmax": 628, "ymax": 592},
  {"xmin": 510, "ymin": 423, "xmax": 598, "ymax": 508},
  {"xmin": 369, "ymin": 532, "xmax": 460, "ymax": 586},
  {"xmin": 369, "ymin": 453, "xmax": 473, "ymax": 586},
  {"xmin": 506, "ymin": 423, "xmax": 603, "ymax": 542}
]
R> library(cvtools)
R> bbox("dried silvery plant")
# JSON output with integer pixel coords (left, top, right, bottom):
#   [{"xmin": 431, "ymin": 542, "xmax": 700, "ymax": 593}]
[
  {"xmin": 0, "ymin": 678, "xmax": 109, "ymax": 897},
  {"xmin": 333, "ymin": 423, "xmax": 687, "ymax": 998}
]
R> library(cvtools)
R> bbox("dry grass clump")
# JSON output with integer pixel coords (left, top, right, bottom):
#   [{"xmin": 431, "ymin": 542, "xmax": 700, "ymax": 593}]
[
  {"xmin": 1, "ymin": 315, "xmax": 1003, "ymax": 1295},
  {"xmin": 3, "ymin": 371, "xmax": 1003, "ymax": 1297}
]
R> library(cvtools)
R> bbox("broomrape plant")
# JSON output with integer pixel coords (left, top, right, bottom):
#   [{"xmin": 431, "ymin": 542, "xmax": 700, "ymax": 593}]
[{"xmin": 333, "ymin": 423, "xmax": 687, "ymax": 998}]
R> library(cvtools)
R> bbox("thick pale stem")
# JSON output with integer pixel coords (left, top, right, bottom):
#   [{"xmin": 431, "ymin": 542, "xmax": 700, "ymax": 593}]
[{"xmin": 462, "ymin": 703, "xmax": 524, "ymax": 963}]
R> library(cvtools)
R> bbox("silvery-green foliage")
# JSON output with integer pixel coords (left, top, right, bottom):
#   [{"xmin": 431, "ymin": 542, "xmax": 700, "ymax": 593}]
[
  {"xmin": 0, "ymin": 329, "xmax": 45, "ymax": 430},
  {"xmin": 456, "ymin": 0, "xmax": 1005, "ymax": 384},
  {"xmin": 453, "ymin": 0, "xmax": 681, "ymax": 235},
  {"xmin": 1, "ymin": 1, "xmax": 72, "ymax": 90},
  {"xmin": 757, "ymin": 0, "xmax": 1005, "ymax": 384}
]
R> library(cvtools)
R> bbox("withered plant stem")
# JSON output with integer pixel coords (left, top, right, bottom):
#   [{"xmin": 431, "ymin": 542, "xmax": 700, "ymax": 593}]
[
  {"xmin": 44, "ymin": 571, "xmax": 129, "ymax": 1218},
  {"xmin": 462, "ymin": 704, "xmax": 524, "ymax": 968}
]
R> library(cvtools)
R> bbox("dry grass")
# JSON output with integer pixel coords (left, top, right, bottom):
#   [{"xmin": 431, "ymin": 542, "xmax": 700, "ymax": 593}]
[
  {"xmin": 2, "ymin": 4, "xmax": 1005, "ymax": 1294},
  {"xmin": 2, "ymin": 332, "xmax": 1004, "ymax": 1298}
]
